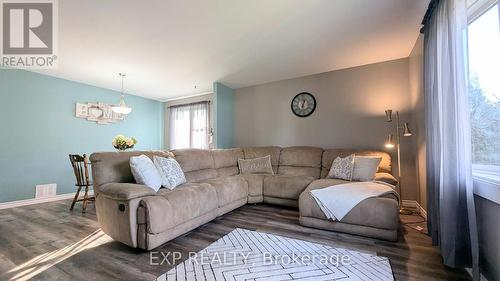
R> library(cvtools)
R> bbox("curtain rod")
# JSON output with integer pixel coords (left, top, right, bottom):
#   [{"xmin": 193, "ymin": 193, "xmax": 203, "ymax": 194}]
[
  {"xmin": 420, "ymin": 0, "xmax": 439, "ymax": 33},
  {"xmin": 168, "ymin": 100, "xmax": 210, "ymax": 108}
]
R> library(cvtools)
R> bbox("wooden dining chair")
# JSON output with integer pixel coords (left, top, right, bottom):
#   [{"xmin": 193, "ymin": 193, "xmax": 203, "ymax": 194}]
[{"xmin": 69, "ymin": 154, "xmax": 95, "ymax": 213}]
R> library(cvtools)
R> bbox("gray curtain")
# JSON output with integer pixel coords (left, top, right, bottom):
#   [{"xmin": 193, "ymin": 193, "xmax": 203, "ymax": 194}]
[{"xmin": 424, "ymin": 0, "xmax": 479, "ymax": 278}]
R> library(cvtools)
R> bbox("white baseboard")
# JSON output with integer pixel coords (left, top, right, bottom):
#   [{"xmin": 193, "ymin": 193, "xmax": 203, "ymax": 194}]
[
  {"xmin": 0, "ymin": 190, "xmax": 94, "ymax": 210},
  {"xmin": 402, "ymin": 200, "xmax": 427, "ymax": 219}
]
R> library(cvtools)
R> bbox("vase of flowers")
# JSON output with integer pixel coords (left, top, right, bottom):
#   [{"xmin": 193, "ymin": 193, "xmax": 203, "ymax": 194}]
[{"xmin": 112, "ymin": 135, "xmax": 137, "ymax": 151}]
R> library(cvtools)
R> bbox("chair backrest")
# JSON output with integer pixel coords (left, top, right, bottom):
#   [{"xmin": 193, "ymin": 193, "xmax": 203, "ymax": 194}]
[{"xmin": 69, "ymin": 154, "xmax": 91, "ymax": 187}]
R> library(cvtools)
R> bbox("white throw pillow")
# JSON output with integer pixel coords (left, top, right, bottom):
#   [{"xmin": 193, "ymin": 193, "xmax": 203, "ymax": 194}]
[
  {"xmin": 352, "ymin": 156, "xmax": 382, "ymax": 182},
  {"xmin": 153, "ymin": 156, "xmax": 186, "ymax": 190},
  {"xmin": 327, "ymin": 154, "xmax": 355, "ymax": 180},
  {"xmin": 130, "ymin": 155, "xmax": 162, "ymax": 192}
]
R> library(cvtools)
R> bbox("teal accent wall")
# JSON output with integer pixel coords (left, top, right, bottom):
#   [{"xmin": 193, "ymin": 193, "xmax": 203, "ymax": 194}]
[
  {"xmin": 0, "ymin": 70, "xmax": 163, "ymax": 203},
  {"xmin": 213, "ymin": 82, "xmax": 234, "ymax": 148}
]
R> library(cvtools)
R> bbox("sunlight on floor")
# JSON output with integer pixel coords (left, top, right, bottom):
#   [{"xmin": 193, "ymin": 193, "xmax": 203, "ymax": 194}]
[{"xmin": 4, "ymin": 229, "xmax": 112, "ymax": 281}]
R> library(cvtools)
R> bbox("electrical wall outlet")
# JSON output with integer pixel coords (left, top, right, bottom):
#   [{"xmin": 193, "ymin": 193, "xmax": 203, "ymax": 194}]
[{"xmin": 35, "ymin": 184, "xmax": 57, "ymax": 198}]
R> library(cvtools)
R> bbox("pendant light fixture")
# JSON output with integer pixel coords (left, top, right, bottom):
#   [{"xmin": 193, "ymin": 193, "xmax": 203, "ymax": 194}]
[{"xmin": 112, "ymin": 73, "xmax": 132, "ymax": 115}]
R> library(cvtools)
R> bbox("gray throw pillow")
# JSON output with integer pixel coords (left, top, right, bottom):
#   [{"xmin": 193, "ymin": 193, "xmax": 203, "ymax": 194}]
[
  {"xmin": 153, "ymin": 156, "xmax": 186, "ymax": 190},
  {"xmin": 352, "ymin": 156, "xmax": 382, "ymax": 182},
  {"xmin": 327, "ymin": 154, "xmax": 355, "ymax": 180},
  {"xmin": 130, "ymin": 155, "xmax": 162, "ymax": 192},
  {"xmin": 238, "ymin": 155, "xmax": 274, "ymax": 174}
]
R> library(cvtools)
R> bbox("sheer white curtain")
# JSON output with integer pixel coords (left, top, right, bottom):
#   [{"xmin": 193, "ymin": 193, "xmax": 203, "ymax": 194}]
[
  {"xmin": 169, "ymin": 102, "xmax": 209, "ymax": 149},
  {"xmin": 424, "ymin": 0, "xmax": 479, "ymax": 278}
]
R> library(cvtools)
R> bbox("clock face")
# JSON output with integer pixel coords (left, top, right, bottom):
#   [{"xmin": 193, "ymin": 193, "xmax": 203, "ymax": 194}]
[{"xmin": 291, "ymin": 92, "xmax": 316, "ymax": 117}]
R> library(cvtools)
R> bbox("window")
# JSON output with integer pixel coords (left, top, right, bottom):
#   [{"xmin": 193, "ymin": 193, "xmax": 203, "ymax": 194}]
[
  {"xmin": 467, "ymin": 2, "xmax": 500, "ymax": 173},
  {"xmin": 169, "ymin": 102, "xmax": 209, "ymax": 149}
]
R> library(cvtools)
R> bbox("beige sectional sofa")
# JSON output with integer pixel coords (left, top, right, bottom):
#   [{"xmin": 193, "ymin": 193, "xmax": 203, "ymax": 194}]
[{"xmin": 90, "ymin": 146, "xmax": 399, "ymax": 250}]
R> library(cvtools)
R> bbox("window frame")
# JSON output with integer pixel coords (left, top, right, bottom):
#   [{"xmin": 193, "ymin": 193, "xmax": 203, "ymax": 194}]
[
  {"xmin": 467, "ymin": 0, "xmax": 498, "ymax": 23},
  {"xmin": 467, "ymin": 0, "xmax": 500, "ymax": 198}
]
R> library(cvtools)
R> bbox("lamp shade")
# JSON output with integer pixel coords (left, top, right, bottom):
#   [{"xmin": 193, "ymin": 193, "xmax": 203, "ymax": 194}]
[
  {"xmin": 111, "ymin": 95, "xmax": 132, "ymax": 114},
  {"xmin": 403, "ymin": 122, "xmax": 412, "ymax": 137},
  {"xmin": 112, "ymin": 73, "xmax": 132, "ymax": 115},
  {"xmin": 385, "ymin": 109, "xmax": 393, "ymax": 122}
]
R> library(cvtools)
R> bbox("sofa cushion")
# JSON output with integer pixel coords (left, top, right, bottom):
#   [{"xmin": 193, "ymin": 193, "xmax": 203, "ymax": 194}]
[
  {"xmin": 184, "ymin": 168, "xmax": 219, "ymax": 183},
  {"xmin": 239, "ymin": 174, "xmax": 266, "ymax": 197},
  {"xmin": 99, "ymin": 183, "xmax": 157, "ymax": 200},
  {"xmin": 200, "ymin": 176, "xmax": 249, "ymax": 207},
  {"xmin": 171, "ymin": 149, "xmax": 215, "ymax": 172},
  {"xmin": 243, "ymin": 146, "xmax": 281, "ymax": 173},
  {"xmin": 216, "ymin": 167, "xmax": 240, "ymax": 177},
  {"xmin": 263, "ymin": 175, "xmax": 316, "ymax": 200},
  {"xmin": 141, "ymin": 183, "xmax": 218, "ymax": 234},
  {"xmin": 278, "ymin": 166, "xmax": 322, "ymax": 178},
  {"xmin": 279, "ymin": 146, "xmax": 323, "ymax": 167},
  {"xmin": 278, "ymin": 146, "xmax": 323, "ymax": 178},
  {"xmin": 299, "ymin": 179, "xmax": 399, "ymax": 229},
  {"xmin": 171, "ymin": 149, "xmax": 218, "ymax": 183},
  {"xmin": 212, "ymin": 148, "xmax": 243, "ymax": 177},
  {"xmin": 321, "ymin": 149, "xmax": 392, "ymax": 178},
  {"xmin": 212, "ymin": 148, "xmax": 243, "ymax": 168}
]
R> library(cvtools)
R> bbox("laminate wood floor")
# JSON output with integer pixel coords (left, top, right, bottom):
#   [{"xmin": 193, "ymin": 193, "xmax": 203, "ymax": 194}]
[{"xmin": 0, "ymin": 200, "xmax": 470, "ymax": 281}]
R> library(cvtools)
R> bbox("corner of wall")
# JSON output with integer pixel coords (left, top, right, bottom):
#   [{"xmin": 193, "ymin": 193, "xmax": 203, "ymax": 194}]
[
  {"xmin": 213, "ymin": 82, "xmax": 235, "ymax": 149},
  {"xmin": 408, "ymin": 34, "xmax": 427, "ymax": 212}
]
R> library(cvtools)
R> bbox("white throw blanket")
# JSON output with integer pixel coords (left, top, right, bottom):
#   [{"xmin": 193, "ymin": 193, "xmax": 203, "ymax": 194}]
[{"xmin": 310, "ymin": 181, "xmax": 398, "ymax": 221}]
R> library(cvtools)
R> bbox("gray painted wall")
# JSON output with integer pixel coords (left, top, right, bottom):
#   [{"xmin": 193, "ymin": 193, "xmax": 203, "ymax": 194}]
[
  {"xmin": 233, "ymin": 58, "xmax": 419, "ymax": 201},
  {"xmin": 475, "ymin": 195, "xmax": 500, "ymax": 281}
]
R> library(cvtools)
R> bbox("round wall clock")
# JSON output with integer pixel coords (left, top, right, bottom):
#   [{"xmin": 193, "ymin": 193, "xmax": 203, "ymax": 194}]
[{"xmin": 291, "ymin": 92, "xmax": 316, "ymax": 117}]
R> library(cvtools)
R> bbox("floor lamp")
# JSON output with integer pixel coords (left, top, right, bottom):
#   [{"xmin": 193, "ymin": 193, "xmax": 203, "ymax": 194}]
[{"xmin": 384, "ymin": 109, "xmax": 413, "ymax": 215}]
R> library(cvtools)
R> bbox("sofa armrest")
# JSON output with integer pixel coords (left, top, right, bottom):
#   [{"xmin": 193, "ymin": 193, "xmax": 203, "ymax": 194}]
[{"xmin": 99, "ymin": 183, "xmax": 156, "ymax": 201}]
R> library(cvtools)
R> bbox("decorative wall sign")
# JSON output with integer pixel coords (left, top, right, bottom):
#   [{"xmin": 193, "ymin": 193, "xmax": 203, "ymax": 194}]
[{"xmin": 75, "ymin": 102, "xmax": 125, "ymax": 124}]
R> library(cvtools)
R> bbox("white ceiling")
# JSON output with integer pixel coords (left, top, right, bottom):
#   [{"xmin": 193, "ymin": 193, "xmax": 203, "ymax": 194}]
[{"xmin": 33, "ymin": 0, "xmax": 429, "ymax": 101}]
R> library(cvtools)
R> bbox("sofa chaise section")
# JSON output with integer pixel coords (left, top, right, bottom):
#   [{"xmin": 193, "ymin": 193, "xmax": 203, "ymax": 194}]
[{"xmin": 298, "ymin": 149, "xmax": 400, "ymax": 241}]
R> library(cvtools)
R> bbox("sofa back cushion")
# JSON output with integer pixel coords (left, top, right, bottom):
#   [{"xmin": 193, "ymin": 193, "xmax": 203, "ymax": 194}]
[
  {"xmin": 171, "ymin": 149, "xmax": 217, "ymax": 182},
  {"xmin": 321, "ymin": 149, "xmax": 392, "ymax": 178},
  {"xmin": 278, "ymin": 146, "xmax": 323, "ymax": 178},
  {"xmin": 90, "ymin": 151, "xmax": 172, "ymax": 193},
  {"xmin": 211, "ymin": 148, "xmax": 243, "ymax": 177},
  {"xmin": 243, "ymin": 146, "xmax": 281, "ymax": 174}
]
